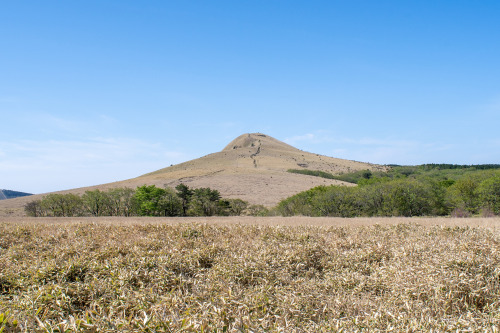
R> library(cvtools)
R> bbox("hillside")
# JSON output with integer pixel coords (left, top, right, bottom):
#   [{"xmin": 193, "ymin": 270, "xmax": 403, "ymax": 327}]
[
  {"xmin": 0, "ymin": 133, "xmax": 385, "ymax": 216},
  {"xmin": 129, "ymin": 133, "xmax": 385, "ymax": 205}
]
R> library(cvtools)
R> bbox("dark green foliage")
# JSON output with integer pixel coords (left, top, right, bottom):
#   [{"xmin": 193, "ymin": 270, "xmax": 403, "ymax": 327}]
[
  {"xmin": 287, "ymin": 169, "xmax": 337, "ymax": 179},
  {"xmin": 290, "ymin": 164, "xmax": 500, "ymax": 186},
  {"xmin": 419, "ymin": 164, "xmax": 500, "ymax": 170},
  {"xmin": 448, "ymin": 177, "xmax": 480, "ymax": 214},
  {"xmin": 277, "ymin": 169, "xmax": 500, "ymax": 217},
  {"xmin": 380, "ymin": 179, "xmax": 436, "ymax": 217},
  {"xmin": 277, "ymin": 186, "xmax": 325, "ymax": 216},
  {"xmin": 247, "ymin": 204, "xmax": 270, "ymax": 216},
  {"xmin": 288, "ymin": 168, "xmax": 373, "ymax": 184},
  {"xmin": 478, "ymin": 176, "xmax": 500, "ymax": 214},
  {"xmin": 82, "ymin": 190, "xmax": 109, "ymax": 217},
  {"xmin": 159, "ymin": 187, "xmax": 183, "ymax": 216},
  {"xmin": 25, "ymin": 184, "xmax": 249, "ymax": 217},
  {"xmin": 24, "ymin": 200, "xmax": 43, "ymax": 217},
  {"xmin": 41, "ymin": 193, "xmax": 83, "ymax": 217},
  {"xmin": 227, "ymin": 199, "xmax": 249, "ymax": 216},
  {"xmin": 312, "ymin": 186, "xmax": 361, "ymax": 217},
  {"xmin": 133, "ymin": 185, "xmax": 168, "ymax": 216},
  {"xmin": 175, "ymin": 183, "xmax": 193, "ymax": 216},
  {"xmin": 106, "ymin": 187, "xmax": 135, "ymax": 216},
  {"xmin": 188, "ymin": 187, "xmax": 222, "ymax": 216}
]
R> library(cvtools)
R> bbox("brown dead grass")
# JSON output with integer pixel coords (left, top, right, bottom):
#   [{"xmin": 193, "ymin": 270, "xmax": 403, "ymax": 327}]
[
  {"xmin": 1, "ymin": 217, "xmax": 499, "ymax": 331},
  {"xmin": 1, "ymin": 216, "xmax": 500, "ymax": 228}
]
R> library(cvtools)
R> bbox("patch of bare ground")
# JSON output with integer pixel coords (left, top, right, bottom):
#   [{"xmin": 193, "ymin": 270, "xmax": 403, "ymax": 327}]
[{"xmin": 1, "ymin": 217, "xmax": 500, "ymax": 331}]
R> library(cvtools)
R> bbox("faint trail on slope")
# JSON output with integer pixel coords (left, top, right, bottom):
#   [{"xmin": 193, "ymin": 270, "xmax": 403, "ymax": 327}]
[
  {"xmin": 250, "ymin": 145, "xmax": 261, "ymax": 168},
  {"xmin": 250, "ymin": 146, "xmax": 261, "ymax": 158},
  {"xmin": 0, "ymin": 190, "xmax": 7, "ymax": 200}
]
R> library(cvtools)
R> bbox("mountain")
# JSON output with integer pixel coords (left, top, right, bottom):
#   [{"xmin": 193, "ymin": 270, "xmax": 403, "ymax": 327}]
[
  {"xmin": 0, "ymin": 133, "xmax": 385, "ymax": 216},
  {"xmin": 0, "ymin": 189, "xmax": 32, "ymax": 200},
  {"xmin": 134, "ymin": 133, "xmax": 385, "ymax": 205}
]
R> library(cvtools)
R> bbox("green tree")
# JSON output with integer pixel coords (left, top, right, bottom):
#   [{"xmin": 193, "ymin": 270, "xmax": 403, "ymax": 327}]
[
  {"xmin": 106, "ymin": 188, "xmax": 135, "ymax": 216},
  {"xmin": 311, "ymin": 186, "xmax": 360, "ymax": 217},
  {"xmin": 188, "ymin": 187, "xmax": 222, "ymax": 216},
  {"xmin": 227, "ymin": 199, "xmax": 248, "ymax": 216},
  {"xmin": 175, "ymin": 183, "xmax": 193, "ymax": 216},
  {"xmin": 276, "ymin": 187, "xmax": 321, "ymax": 216},
  {"xmin": 158, "ymin": 187, "xmax": 183, "ymax": 216},
  {"xmin": 40, "ymin": 193, "xmax": 83, "ymax": 217},
  {"xmin": 40, "ymin": 194, "xmax": 63, "ymax": 217},
  {"xmin": 133, "ymin": 185, "xmax": 167, "ymax": 216},
  {"xmin": 356, "ymin": 183, "xmax": 388, "ymax": 216},
  {"xmin": 63, "ymin": 193, "xmax": 84, "ymax": 217},
  {"xmin": 247, "ymin": 204, "xmax": 270, "ymax": 216},
  {"xmin": 82, "ymin": 190, "xmax": 110, "ymax": 217},
  {"xmin": 382, "ymin": 179, "xmax": 434, "ymax": 217},
  {"xmin": 448, "ymin": 177, "xmax": 480, "ymax": 214},
  {"xmin": 478, "ymin": 176, "xmax": 500, "ymax": 214},
  {"xmin": 24, "ymin": 200, "xmax": 43, "ymax": 217}
]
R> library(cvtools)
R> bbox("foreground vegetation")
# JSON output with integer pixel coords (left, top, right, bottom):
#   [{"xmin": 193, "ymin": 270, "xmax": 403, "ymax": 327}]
[
  {"xmin": 282, "ymin": 166, "xmax": 500, "ymax": 217},
  {"xmin": 1, "ymin": 221, "xmax": 499, "ymax": 331}
]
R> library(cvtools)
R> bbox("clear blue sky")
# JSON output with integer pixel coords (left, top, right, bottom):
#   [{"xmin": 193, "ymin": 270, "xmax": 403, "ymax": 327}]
[{"xmin": 1, "ymin": 1, "xmax": 500, "ymax": 194}]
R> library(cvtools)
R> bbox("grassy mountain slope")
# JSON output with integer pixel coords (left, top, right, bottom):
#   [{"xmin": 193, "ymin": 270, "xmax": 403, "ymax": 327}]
[{"xmin": 0, "ymin": 133, "xmax": 383, "ymax": 216}]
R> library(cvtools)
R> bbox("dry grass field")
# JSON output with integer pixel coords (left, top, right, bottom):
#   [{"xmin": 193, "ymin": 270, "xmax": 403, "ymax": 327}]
[{"xmin": 1, "ymin": 216, "xmax": 499, "ymax": 332}]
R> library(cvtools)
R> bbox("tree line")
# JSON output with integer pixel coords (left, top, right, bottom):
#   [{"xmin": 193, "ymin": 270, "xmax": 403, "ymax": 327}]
[
  {"xmin": 277, "ymin": 169, "xmax": 500, "ymax": 217},
  {"xmin": 24, "ymin": 184, "xmax": 251, "ymax": 217},
  {"xmin": 25, "ymin": 166, "xmax": 500, "ymax": 218}
]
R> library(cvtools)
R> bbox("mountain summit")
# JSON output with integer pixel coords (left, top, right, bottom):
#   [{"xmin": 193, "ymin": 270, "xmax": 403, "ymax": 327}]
[
  {"xmin": 134, "ymin": 133, "xmax": 383, "ymax": 206},
  {"xmin": 222, "ymin": 133, "xmax": 297, "ymax": 152},
  {"xmin": 0, "ymin": 133, "xmax": 384, "ymax": 215}
]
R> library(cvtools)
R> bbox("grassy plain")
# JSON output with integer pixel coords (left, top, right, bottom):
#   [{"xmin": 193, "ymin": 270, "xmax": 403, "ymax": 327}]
[{"xmin": 1, "ymin": 217, "xmax": 499, "ymax": 332}]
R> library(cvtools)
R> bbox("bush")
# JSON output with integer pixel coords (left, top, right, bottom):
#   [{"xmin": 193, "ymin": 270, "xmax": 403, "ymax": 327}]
[
  {"xmin": 39, "ymin": 193, "xmax": 83, "ymax": 217},
  {"xmin": 247, "ymin": 204, "xmax": 270, "ymax": 216},
  {"xmin": 277, "ymin": 179, "xmax": 452, "ymax": 217},
  {"xmin": 24, "ymin": 200, "xmax": 42, "ymax": 217},
  {"xmin": 477, "ymin": 176, "xmax": 500, "ymax": 215}
]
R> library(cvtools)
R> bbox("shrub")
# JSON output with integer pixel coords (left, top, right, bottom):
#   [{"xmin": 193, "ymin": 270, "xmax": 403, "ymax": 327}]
[{"xmin": 477, "ymin": 176, "xmax": 500, "ymax": 215}]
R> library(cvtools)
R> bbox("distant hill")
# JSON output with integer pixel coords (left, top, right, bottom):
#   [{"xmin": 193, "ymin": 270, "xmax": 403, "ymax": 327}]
[
  {"xmin": 0, "ymin": 133, "xmax": 384, "ymax": 216},
  {"xmin": 0, "ymin": 189, "xmax": 33, "ymax": 200},
  {"xmin": 134, "ymin": 133, "xmax": 386, "ymax": 206}
]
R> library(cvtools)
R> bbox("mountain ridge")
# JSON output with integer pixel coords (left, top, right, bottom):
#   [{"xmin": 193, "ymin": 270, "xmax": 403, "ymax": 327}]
[{"xmin": 0, "ymin": 189, "xmax": 32, "ymax": 200}]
